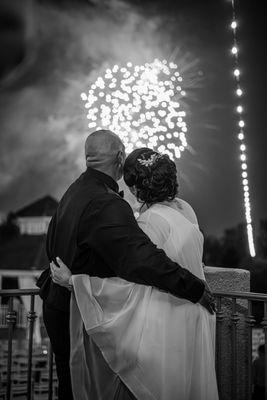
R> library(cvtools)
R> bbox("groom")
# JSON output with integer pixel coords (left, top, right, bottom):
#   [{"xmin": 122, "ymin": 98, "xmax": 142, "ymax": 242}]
[{"xmin": 39, "ymin": 129, "xmax": 215, "ymax": 400}]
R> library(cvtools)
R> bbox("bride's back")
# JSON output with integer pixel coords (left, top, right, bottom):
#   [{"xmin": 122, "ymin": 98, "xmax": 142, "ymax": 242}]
[{"xmin": 138, "ymin": 198, "xmax": 205, "ymax": 281}]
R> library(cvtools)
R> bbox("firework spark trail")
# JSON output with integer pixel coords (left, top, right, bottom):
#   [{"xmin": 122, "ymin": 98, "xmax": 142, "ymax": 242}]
[{"xmin": 81, "ymin": 59, "xmax": 188, "ymax": 160}]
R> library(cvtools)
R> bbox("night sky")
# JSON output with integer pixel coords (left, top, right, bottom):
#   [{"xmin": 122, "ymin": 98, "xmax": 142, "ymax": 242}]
[{"xmin": 0, "ymin": 0, "xmax": 266, "ymax": 239}]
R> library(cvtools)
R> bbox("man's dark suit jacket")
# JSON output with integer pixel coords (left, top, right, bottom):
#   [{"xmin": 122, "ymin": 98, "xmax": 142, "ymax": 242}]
[{"xmin": 43, "ymin": 167, "xmax": 205, "ymax": 312}]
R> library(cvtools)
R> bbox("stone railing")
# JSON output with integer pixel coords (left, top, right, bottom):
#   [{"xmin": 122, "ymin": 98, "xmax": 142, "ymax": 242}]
[{"xmin": 205, "ymin": 266, "xmax": 267, "ymax": 400}]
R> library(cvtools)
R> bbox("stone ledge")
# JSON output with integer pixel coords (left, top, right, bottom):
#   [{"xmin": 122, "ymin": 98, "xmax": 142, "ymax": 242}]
[{"xmin": 204, "ymin": 266, "xmax": 250, "ymax": 292}]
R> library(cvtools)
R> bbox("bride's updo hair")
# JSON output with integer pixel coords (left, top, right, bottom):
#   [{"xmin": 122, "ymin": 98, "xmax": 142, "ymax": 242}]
[{"xmin": 123, "ymin": 148, "xmax": 178, "ymax": 204}]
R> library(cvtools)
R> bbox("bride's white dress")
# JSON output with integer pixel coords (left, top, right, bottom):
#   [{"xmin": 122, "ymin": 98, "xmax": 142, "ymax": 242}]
[{"xmin": 70, "ymin": 199, "xmax": 218, "ymax": 400}]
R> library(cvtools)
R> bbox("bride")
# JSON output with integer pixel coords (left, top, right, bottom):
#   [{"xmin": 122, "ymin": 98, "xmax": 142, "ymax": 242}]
[{"xmin": 52, "ymin": 148, "xmax": 218, "ymax": 400}]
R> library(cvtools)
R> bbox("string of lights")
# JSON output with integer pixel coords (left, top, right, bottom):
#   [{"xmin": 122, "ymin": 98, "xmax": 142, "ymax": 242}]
[{"xmin": 230, "ymin": 0, "xmax": 256, "ymax": 257}]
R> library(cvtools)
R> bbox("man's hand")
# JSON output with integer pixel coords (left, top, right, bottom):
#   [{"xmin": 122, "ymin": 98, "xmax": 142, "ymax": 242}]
[
  {"xmin": 198, "ymin": 280, "xmax": 216, "ymax": 314},
  {"xmin": 50, "ymin": 257, "xmax": 73, "ymax": 291}
]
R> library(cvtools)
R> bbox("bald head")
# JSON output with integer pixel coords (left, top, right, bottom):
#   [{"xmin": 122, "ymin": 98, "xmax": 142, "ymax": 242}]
[{"xmin": 85, "ymin": 130, "xmax": 125, "ymax": 179}]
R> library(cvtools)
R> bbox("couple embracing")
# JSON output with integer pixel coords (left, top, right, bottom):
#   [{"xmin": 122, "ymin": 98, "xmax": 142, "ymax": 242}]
[{"xmin": 38, "ymin": 129, "xmax": 218, "ymax": 400}]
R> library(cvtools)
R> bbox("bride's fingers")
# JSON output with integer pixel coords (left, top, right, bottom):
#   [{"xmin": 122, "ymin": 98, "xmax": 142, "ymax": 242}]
[
  {"xmin": 56, "ymin": 257, "xmax": 66, "ymax": 268},
  {"xmin": 50, "ymin": 264, "xmax": 57, "ymax": 276},
  {"xmin": 50, "ymin": 261, "xmax": 56, "ymax": 270},
  {"xmin": 51, "ymin": 266, "xmax": 61, "ymax": 281}
]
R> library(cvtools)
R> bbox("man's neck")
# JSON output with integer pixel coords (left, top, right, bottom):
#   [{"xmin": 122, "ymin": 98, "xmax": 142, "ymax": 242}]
[{"xmin": 87, "ymin": 164, "xmax": 118, "ymax": 182}]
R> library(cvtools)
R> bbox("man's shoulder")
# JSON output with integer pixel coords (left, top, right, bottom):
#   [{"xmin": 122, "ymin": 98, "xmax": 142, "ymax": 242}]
[
  {"xmin": 90, "ymin": 192, "xmax": 130, "ymax": 209},
  {"xmin": 82, "ymin": 193, "xmax": 134, "ymax": 221},
  {"xmin": 59, "ymin": 172, "xmax": 108, "ymax": 206}
]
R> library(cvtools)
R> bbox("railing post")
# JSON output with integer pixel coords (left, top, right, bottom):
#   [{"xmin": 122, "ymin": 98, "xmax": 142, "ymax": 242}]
[
  {"xmin": 216, "ymin": 296, "xmax": 223, "ymax": 397},
  {"xmin": 245, "ymin": 300, "xmax": 255, "ymax": 400},
  {"xmin": 262, "ymin": 301, "xmax": 267, "ymax": 400},
  {"xmin": 231, "ymin": 298, "xmax": 239, "ymax": 400},
  {"xmin": 6, "ymin": 297, "xmax": 17, "ymax": 400},
  {"xmin": 26, "ymin": 294, "xmax": 37, "ymax": 400},
  {"xmin": 48, "ymin": 341, "xmax": 54, "ymax": 400}
]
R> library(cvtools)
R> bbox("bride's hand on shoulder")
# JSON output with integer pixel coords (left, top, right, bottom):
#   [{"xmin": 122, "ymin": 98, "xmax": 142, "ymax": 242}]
[{"xmin": 50, "ymin": 257, "xmax": 73, "ymax": 291}]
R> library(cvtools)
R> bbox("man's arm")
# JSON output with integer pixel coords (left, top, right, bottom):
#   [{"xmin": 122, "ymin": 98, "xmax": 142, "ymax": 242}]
[{"xmin": 77, "ymin": 194, "xmax": 205, "ymax": 304}]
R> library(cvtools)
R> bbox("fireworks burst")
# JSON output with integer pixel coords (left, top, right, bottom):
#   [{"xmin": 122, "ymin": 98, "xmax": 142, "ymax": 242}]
[{"xmin": 81, "ymin": 59, "xmax": 188, "ymax": 160}]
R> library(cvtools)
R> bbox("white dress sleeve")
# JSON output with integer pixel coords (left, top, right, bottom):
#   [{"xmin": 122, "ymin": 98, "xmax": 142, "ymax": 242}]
[{"xmin": 137, "ymin": 210, "xmax": 171, "ymax": 249}]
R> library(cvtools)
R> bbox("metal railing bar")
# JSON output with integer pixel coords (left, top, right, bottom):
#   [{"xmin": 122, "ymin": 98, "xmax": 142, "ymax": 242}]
[
  {"xmin": 216, "ymin": 296, "xmax": 223, "ymax": 396},
  {"xmin": 214, "ymin": 291, "xmax": 267, "ymax": 301},
  {"xmin": 26, "ymin": 294, "xmax": 36, "ymax": 400},
  {"xmin": 0, "ymin": 289, "xmax": 39, "ymax": 297},
  {"xmin": 246, "ymin": 300, "xmax": 255, "ymax": 400},
  {"xmin": 231, "ymin": 298, "xmax": 238, "ymax": 400},
  {"xmin": 6, "ymin": 297, "xmax": 16, "ymax": 400},
  {"xmin": 48, "ymin": 342, "xmax": 54, "ymax": 400}
]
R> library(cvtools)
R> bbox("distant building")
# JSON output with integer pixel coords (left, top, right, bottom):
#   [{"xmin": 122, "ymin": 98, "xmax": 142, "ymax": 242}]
[
  {"xmin": 15, "ymin": 195, "xmax": 58, "ymax": 235},
  {"xmin": 0, "ymin": 195, "xmax": 58, "ymax": 272},
  {"xmin": 0, "ymin": 195, "xmax": 58, "ymax": 342}
]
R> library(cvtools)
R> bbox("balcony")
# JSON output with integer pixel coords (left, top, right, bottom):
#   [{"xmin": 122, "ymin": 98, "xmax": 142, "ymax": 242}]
[
  {"xmin": 0, "ymin": 267, "xmax": 266, "ymax": 400},
  {"xmin": 0, "ymin": 289, "xmax": 57, "ymax": 400}
]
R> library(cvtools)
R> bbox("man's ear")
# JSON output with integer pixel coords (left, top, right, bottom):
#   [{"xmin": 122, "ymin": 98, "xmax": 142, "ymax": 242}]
[{"xmin": 117, "ymin": 150, "xmax": 124, "ymax": 166}]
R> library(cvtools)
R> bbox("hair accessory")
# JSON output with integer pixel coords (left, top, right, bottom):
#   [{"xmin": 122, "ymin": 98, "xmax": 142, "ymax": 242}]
[{"xmin": 137, "ymin": 153, "xmax": 162, "ymax": 167}]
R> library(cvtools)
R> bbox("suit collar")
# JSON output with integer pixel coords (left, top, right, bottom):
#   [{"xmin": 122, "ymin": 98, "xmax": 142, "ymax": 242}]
[{"xmin": 84, "ymin": 167, "xmax": 119, "ymax": 194}]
